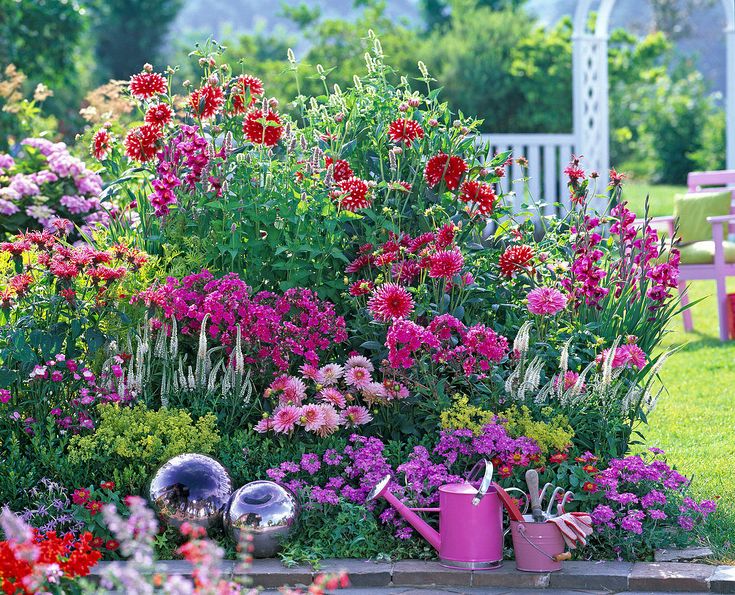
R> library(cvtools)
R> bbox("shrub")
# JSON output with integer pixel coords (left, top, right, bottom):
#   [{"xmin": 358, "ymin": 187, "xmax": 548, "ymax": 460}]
[{"xmin": 67, "ymin": 403, "xmax": 220, "ymax": 494}]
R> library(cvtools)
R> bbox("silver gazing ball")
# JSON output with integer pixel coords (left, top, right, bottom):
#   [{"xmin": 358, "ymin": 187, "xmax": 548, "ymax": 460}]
[
  {"xmin": 149, "ymin": 453, "xmax": 232, "ymax": 530},
  {"xmin": 224, "ymin": 481, "xmax": 299, "ymax": 557}
]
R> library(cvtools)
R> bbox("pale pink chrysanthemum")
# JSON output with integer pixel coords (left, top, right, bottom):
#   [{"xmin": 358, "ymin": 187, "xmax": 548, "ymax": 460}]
[
  {"xmin": 340, "ymin": 405, "xmax": 373, "ymax": 427},
  {"xmin": 272, "ymin": 406, "xmax": 301, "ymax": 433},
  {"xmin": 315, "ymin": 404, "xmax": 341, "ymax": 437},
  {"xmin": 318, "ymin": 363, "xmax": 344, "ymax": 386},
  {"xmin": 368, "ymin": 283, "xmax": 414, "ymax": 322},
  {"xmin": 526, "ymin": 287, "xmax": 567, "ymax": 316},
  {"xmin": 298, "ymin": 404, "xmax": 325, "ymax": 432},
  {"xmin": 278, "ymin": 376, "xmax": 307, "ymax": 405},
  {"xmin": 254, "ymin": 417, "xmax": 274, "ymax": 433},
  {"xmin": 344, "ymin": 355, "xmax": 374, "ymax": 372},
  {"xmin": 361, "ymin": 381, "xmax": 388, "ymax": 405},
  {"xmin": 345, "ymin": 366, "xmax": 373, "ymax": 389},
  {"xmin": 299, "ymin": 363, "xmax": 321, "ymax": 381},
  {"xmin": 319, "ymin": 387, "xmax": 346, "ymax": 409}
]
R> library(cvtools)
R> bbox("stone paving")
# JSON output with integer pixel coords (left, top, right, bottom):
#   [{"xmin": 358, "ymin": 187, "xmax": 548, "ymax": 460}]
[{"xmin": 89, "ymin": 559, "xmax": 735, "ymax": 593}]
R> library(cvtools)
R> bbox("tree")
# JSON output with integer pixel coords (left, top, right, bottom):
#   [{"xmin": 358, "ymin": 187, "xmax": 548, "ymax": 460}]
[
  {"xmin": 88, "ymin": 0, "xmax": 184, "ymax": 81},
  {"xmin": 419, "ymin": 0, "xmax": 526, "ymax": 31}
]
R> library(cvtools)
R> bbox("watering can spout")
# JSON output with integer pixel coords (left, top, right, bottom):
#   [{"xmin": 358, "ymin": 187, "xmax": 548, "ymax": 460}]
[{"xmin": 367, "ymin": 475, "xmax": 441, "ymax": 551}]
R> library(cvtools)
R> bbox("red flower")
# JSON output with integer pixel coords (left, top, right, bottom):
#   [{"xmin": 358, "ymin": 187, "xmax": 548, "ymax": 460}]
[
  {"xmin": 435, "ymin": 223, "xmax": 456, "ymax": 250},
  {"xmin": 123, "ymin": 124, "xmax": 161, "ymax": 163},
  {"xmin": 497, "ymin": 465, "xmax": 512, "ymax": 478},
  {"xmin": 349, "ymin": 279, "xmax": 374, "ymax": 296},
  {"xmin": 564, "ymin": 164, "xmax": 586, "ymax": 182},
  {"xmin": 548, "ymin": 452, "xmax": 568, "ymax": 464},
  {"xmin": 582, "ymin": 481, "xmax": 598, "ymax": 493},
  {"xmin": 582, "ymin": 464, "xmax": 598, "ymax": 474},
  {"xmin": 325, "ymin": 156, "xmax": 353, "ymax": 182},
  {"xmin": 424, "ymin": 153, "xmax": 468, "ymax": 190},
  {"xmin": 243, "ymin": 108, "xmax": 283, "ymax": 146},
  {"xmin": 388, "ymin": 118, "xmax": 424, "ymax": 147},
  {"xmin": 336, "ymin": 177, "xmax": 372, "ymax": 211},
  {"xmin": 144, "ymin": 103, "xmax": 173, "ymax": 127},
  {"xmin": 428, "ymin": 249, "xmax": 464, "ymax": 279},
  {"xmin": 72, "ymin": 488, "xmax": 90, "ymax": 505},
  {"xmin": 459, "ymin": 180, "xmax": 497, "ymax": 215},
  {"xmin": 90, "ymin": 536, "xmax": 104, "ymax": 548},
  {"xmin": 91, "ymin": 129, "xmax": 112, "ymax": 160},
  {"xmin": 498, "ymin": 245, "xmax": 534, "ymax": 278},
  {"xmin": 85, "ymin": 500, "xmax": 103, "ymax": 515},
  {"xmin": 609, "ymin": 167, "xmax": 625, "ymax": 187},
  {"xmin": 189, "ymin": 84, "xmax": 225, "ymax": 119},
  {"xmin": 231, "ymin": 74, "xmax": 264, "ymax": 113},
  {"xmin": 100, "ymin": 481, "xmax": 116, "ymax": 490},
  {"xmin": 345, "ymin": 253, "xmax": 376, "ymax": 274},
  {"xmin": 368, "ymin": 283, "xmax": 414, "ymax": 322},
  {"xmin": 129, "ymin": 71, "xmax": 167, "ymax": 100},
  {"xmin": 105, "ymin": 539, "xmax": 120, "ymax": 550}
]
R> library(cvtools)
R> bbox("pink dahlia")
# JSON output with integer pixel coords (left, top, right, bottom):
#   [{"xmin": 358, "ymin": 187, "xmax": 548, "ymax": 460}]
[
  {"xmin": 459, "ymin": 180, "xmax": 497, "ymax": 215},
  {"xmin": 315, "ymin": 404, "xmax": 341, "ymax": 437},
  {"xmin": 527, "ymin": 287, "xmax": 567, "ymax": 316},
  {"xmin": 340, "ymin": 405, "xmax": 373, "ymax": 427},
  {"xmin": 318, "ymin": 363, "xmax": 344, "ymax": 386},
  {"xmin": 272, "ymin": 405, "xmax": 301, "ymax": 433},
  {"xmin": 349, "ymin": 279, "xmax": 375, "ymax": 297},
  {"xmin": 298, "ymin": 404, "xmax": 325, "ymax": 432},
  {"xmin": 254, "ymin": 417, "xmax": 274, "ymax": 433},
  {"xmin": 499, "ymin": 245, "xmax": 534, "ymax": 278},
  {"xmin": 319, "ymin": 387, "xmax": 346, "ymax": 409},
  {"xmin": 345, "ymin": 365, "xmax": 373, "ymax": 389},
  {"xmin": 345, "ymin": 355, "xmax": 374, "ymax": 372},
  {"xmin": 361, "ymin": 381, "xmax": 388, "ymax": 404},
  {"xmin": 428, "ymin": 249, "xmax": 464, "ymax": 279},
  {"xmin": 368, "ymin": 283, "xmax": 414, "ymax": 322},
  {"xmin": 388, "ymin": 118, "xmax": 424, "ymax": 147},
  {"xmin": 424, "ymin": 153, "xmax": 468, "ymax": 190},
  {"xmin": 129, "ymin": 71, "xmax": 167, "ymax": 100}
]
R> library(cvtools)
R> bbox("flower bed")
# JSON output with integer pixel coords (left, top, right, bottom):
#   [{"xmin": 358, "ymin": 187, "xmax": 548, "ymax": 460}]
[{"xmin": 0, "ymin": 36, "xmax": 718, "ymax": 591}]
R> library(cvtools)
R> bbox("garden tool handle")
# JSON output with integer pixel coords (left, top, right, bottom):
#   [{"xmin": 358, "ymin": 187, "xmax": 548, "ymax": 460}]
[
  {"xmin": 553, "ymin": 552, "xmax": 573, "ymax": 562},
  {"xmin": 525, "ymin": 469, "xmax": 544, "ymax": 522},
  {"xmin": 545, "ymin": 487, "xmax": 564, "ymax": 518},
  {"xmin": 470, "ymin": 459, "xmax": 494, "ymax": 506}
]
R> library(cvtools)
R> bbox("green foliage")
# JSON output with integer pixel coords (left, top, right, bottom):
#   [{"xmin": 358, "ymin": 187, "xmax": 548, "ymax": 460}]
[
  {"xmin": 67, "ymin": 403, "xmax": 220, "ymax": 493},
  {"xmin": 88, "ymin": 0, "xmax": 184, "ymax": 81}
]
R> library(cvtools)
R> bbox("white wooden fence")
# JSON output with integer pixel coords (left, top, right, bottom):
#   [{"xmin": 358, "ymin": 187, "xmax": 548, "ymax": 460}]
[{"xmin": 480, "ymin": 133, "xmax": 576, "ymax": 223}]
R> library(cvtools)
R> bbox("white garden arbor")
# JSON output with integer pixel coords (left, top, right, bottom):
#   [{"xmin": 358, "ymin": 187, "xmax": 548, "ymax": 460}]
[{"xmin": 483, "ymin": 0, "xmax": 735, "ymax": 217}]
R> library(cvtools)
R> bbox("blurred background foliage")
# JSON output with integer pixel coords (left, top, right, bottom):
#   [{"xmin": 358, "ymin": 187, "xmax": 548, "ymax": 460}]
[{"xmin": 0, "ymin": 0, "xmax": 726, "ymax": 183}]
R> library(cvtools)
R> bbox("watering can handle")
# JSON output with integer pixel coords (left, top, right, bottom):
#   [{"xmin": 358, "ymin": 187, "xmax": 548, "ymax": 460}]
[
  {"xmin": 469, "ymin": 459, "xmax": 494, "ymax": 506},
  {"xmin": 501, "ymin": 486, "xmax": 530, "ymax": 537}
]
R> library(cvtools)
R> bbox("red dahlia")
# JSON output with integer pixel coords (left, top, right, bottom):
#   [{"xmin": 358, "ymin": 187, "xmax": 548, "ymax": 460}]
[
  {"xmin": 129, "ymin": 71, "xmax": 167, "ymax": 100},
  {"xmin": 459, "ymin": 180, "xmax": 497, "ymax": 215},
  {"xmin": 189, "ymin": 84, "xmax": 225, "ymax": 119},
  {"xmin": 368, "ymin": 283, "xmax": 414, "ymax": 322},
  {"xmin": 388, "ymin": 118, "xmax": 424, "ymax": 147},
  {"xmin": 144, "ymin": 103, "xmax": 173, "ymax": 127},
  {"xmin": 231, "ymin": 74, "xmax": 264, "ymax": 114},
  {"xmin": 435, "ymin": 223, "xmax": 456, "ymax": 250},
  {"xmin": 498, "ymin": 245, "xmax": 534, "ymax": 278},
  {"xmin": 337, "ymin": 177, "xmax": 372, "ymax": 211},
  {"xmin": 123, "ymin": 124, "xmax": 161, "ymax": 163},
  {"xmin": 243, "ymin": 108, "xmax": 283, "ymax": 146},
  {"xmin": 428, "ymin": 248, "xmax": 464, "ymax": 279},
  {"xmin": 325, "ymin": 156, "xmax": 354, "ymax": 182},
  {"xmin": 424, "ymin": 153, "xmax": 468, "ymax": 190},
  {"xmin": 91, "ymin": 129, "xmax": 112, "ymax": 161}
]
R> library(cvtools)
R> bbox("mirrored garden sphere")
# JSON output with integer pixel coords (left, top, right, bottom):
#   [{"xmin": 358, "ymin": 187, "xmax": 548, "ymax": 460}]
[
  {"xmin": 224, "ymin": 480, "xmax": 299, "ymax": 557},
  {"xmin": 149, "ymin": 453, "xmax": 232, "ymax": 530}
]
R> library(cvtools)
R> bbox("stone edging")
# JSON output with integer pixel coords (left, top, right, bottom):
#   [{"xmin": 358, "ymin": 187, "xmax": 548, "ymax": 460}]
[{"xmin": 90, "ymin": 559, "xmax": 735, "ymax": 592}]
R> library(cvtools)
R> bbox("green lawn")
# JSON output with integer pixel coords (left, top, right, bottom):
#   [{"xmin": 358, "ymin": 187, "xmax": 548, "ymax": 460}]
[{"xmin": 621, "ymin": 182, "xmax": 735, "ymax": 560}]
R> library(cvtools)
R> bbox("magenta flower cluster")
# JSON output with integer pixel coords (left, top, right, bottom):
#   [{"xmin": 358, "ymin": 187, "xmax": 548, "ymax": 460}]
[
  {"xmin": 562, "ymin": 215, "xmax": 609, "ymax": 309},
  {"xmin": 133, "ymin": 269, "xmax": 348, "ymax": 374},
  {"xmin": 590, "ymin": 450, "xmax": 716, "ymax": 547},
  {"xmin": 386, "ymin": 313, "xmax": 508, "ymax": 377}
]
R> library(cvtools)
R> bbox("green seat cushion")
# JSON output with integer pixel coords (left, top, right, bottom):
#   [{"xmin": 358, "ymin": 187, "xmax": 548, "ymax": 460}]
[
  {"xmin": 678, "ymin": 240, "xmax": 735, "ymax": 265},
  {"xmin": 673, "ymin": 191, "xmax": 732, "ymax": 243}
]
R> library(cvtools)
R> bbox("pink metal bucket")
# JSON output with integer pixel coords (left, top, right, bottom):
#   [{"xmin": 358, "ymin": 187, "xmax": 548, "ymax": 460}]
[{"xmin": 510, "ymin": 516, "xmax": 566, "ymax": 572}]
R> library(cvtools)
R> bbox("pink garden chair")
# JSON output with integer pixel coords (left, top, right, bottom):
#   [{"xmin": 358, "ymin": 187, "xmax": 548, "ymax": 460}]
[{"xmin": 646, "ymin": 170, "xmax": 735, "ymax": 341}]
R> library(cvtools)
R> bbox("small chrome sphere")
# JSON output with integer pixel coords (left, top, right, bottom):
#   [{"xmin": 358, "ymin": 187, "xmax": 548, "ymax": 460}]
[
  {"xmin": 149, "ymin": 453, "xmax": 232, "ymax": 530},
  {"xmin": 224, "ymin": 480, "xmax": 299, "ymax": 557}
]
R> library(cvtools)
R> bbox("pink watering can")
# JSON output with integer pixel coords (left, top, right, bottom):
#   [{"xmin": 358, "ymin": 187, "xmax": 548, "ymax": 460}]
[{"xmin": 367, "ymin": 460, "xmax": 503, "ymax": 570}]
